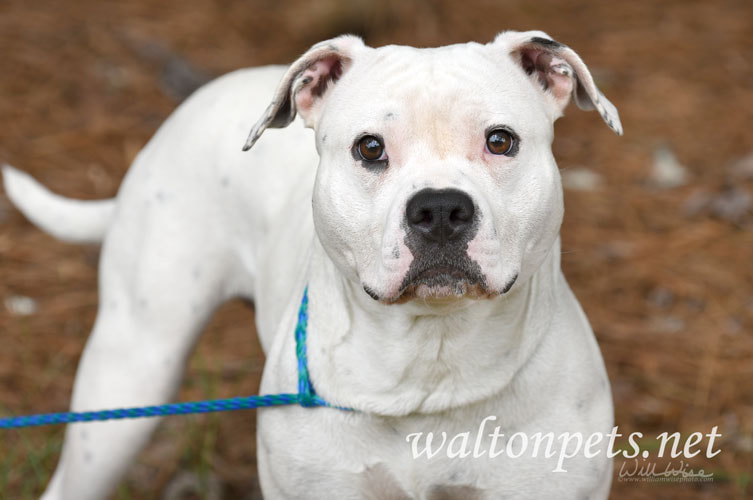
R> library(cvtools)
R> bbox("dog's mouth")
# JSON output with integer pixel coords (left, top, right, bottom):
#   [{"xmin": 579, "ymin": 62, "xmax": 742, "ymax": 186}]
[{"xmin": 390, "ymin": 262, "xmax": 494, "ymax": 303}]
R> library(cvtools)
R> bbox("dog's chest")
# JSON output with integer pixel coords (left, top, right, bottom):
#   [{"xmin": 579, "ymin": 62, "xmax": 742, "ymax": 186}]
[{"xmin": 258, "ymin": 400, "xmax": 606, "ymax": 500}]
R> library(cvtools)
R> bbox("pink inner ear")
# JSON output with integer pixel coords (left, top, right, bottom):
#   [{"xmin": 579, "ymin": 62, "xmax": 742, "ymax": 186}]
[
  {"xmin": 296, "ymin": 55, "xmax": 344, "ymax": 116},
  {"xmin": 519, "ymin": 47, "xmax": 573, "ymax": 103}
]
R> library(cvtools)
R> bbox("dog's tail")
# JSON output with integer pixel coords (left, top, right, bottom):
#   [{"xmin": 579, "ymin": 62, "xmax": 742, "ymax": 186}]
[{"xmin": 2, "ymin": 165, "xmax": 115, "ymax": 244}]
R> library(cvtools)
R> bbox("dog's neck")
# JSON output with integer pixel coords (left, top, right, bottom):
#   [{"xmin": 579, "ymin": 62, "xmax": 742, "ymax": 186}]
[{"xmin": 305, "ymin": 238, "xmax": 564, "ymax": 416}]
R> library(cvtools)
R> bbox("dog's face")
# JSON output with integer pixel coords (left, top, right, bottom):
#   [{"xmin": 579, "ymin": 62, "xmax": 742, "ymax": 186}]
[
  {"xmin": 244, "ymin": 31, "xmax": 621, "ymax": 303},
  {"xmin": 313, "ymin": 43, "xmax": 563, "ymax": 302}
]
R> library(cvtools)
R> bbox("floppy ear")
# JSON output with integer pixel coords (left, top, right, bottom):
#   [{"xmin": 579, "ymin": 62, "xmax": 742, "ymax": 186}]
[
  {"xmin": 493, "ymin": 30, "xmax": 622, "ymax": 135},
  {"xmin": 243, "ymin": 35, "xmax": 365, "ymax": 151}
]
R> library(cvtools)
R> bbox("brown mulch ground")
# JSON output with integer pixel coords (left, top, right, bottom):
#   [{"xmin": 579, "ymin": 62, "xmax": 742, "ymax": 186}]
[{"xmin": 1, "ymin": 0, "xmax": 752, "ymax": 498}]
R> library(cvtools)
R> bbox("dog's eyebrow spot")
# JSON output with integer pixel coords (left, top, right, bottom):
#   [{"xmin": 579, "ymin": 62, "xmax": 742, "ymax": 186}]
[
  {"xmin": 321, "ymin": 134, "xmax": 327, "ymax": 144},
  {"xmin": 384, "ymin": 112, "xmax": 396, "ymax": 120}
]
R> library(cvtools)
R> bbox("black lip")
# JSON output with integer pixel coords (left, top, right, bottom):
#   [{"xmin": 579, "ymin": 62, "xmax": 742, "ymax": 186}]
[
  {"xmin": 502, "ymin": 273, "xmax": 518, "ymax": 293},
  {"xmin": 397, "ymin": 259, "xmax": 487, "ymax": 298},
  {"xmin": 407, "ymin": 265, "xmax": 480, "ymax": 287}
]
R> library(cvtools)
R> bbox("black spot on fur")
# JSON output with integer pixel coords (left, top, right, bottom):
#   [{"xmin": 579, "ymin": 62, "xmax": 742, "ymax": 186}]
[
  {"xmin": 266, "ymin": 91, "xmax": 295, "ymax": 130},
  {"xmin": 530, "ymin": 36, "xmax": 565, "ymax": 48},
  {"xmin": 311, "ymin": 59, "xmax": 343, "ymax": 98},
  {"xmin": 427, "ymin": 484, "xmax": 484, "ymax": 500}
]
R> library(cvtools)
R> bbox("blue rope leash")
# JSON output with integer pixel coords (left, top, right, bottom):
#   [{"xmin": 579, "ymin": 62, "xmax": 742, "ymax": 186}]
[{"xmin": 0, "ymin": 286, "xmax": 349, "ymax": 430}]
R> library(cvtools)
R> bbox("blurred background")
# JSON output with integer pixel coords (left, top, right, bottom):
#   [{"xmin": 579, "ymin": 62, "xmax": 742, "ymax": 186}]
[{"xmin": 1, "ymin": 0, "xmax": 751, "ymax": 498}]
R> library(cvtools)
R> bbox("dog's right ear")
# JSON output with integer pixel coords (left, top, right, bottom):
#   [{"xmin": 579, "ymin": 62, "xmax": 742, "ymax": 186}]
[{"xmin": 242, "ymin": 35, "xmax": 365, "ymax": 151}]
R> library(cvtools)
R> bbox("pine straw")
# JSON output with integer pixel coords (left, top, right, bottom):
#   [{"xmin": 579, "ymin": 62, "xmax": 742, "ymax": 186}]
[{"xmin": 1, "ymin": 0, "xmax": 752, "ymax": 498}]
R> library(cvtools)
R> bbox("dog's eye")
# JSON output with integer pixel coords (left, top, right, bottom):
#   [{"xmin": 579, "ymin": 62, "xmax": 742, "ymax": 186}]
[
  {"xmin": 357, "ymin": 135, "xmax": 385, "ymax": 162},
  {"xmin": 486, "ymin": 129, "xmax": 515, "ymax": 156}
]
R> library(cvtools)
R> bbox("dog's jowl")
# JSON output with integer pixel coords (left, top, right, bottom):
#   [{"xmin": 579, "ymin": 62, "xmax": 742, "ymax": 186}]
[{"xmin": 3, "ymin": 30, "xmax": 621, "ymax": 499}]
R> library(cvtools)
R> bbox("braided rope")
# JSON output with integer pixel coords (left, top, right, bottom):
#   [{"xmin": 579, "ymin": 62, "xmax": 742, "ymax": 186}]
[{"xmin": 0, "ymin": 286, "xmax": 350, "ymax": 430}]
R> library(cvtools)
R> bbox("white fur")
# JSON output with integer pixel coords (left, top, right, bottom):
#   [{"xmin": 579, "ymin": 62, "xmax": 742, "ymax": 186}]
[
  {"xmin": 3, "ymin": 31, "xmax": 620, "ymax": 499},
  {"xmin": 2, "ymin": 166, "xmax": 115, "ymax": 244}
]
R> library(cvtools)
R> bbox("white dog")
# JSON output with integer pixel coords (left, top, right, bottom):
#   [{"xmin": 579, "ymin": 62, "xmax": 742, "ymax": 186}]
[{"xmin": 3, "ymin": 30, "xmax": 621, "ymax": 499}]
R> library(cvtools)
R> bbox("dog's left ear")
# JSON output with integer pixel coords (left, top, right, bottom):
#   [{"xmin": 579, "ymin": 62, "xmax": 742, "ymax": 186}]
[
  {"xmin": 243, "ymin": 35, "xmax": 366, "ymax": 151},
  {"xmin": 492, "ymin": 30, "xmax": 622, "ymax": 135}
]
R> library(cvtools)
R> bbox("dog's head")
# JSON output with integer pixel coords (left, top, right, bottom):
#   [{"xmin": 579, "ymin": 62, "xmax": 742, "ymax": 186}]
[{"xmin": 244, "ymin": 31, "xmax": 621, "ymax": 303}]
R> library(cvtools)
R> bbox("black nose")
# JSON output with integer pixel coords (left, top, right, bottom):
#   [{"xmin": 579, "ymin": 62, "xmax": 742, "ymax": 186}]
[{"xmin": 405, "ymin": 188, "xmax": 475, "ymax": 244}]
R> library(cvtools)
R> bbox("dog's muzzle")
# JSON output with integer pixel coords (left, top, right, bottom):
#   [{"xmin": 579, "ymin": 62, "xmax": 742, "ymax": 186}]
[{"xmin": 394, "ymin": 188, "xmax": 489, "ymax": 300}]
